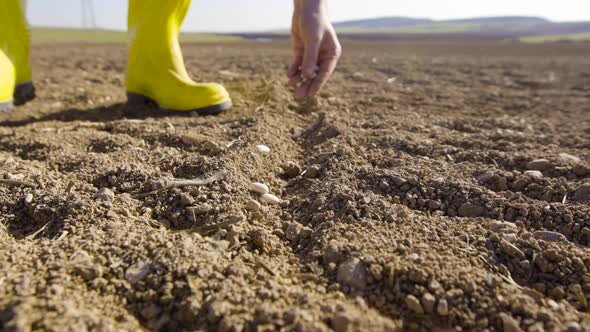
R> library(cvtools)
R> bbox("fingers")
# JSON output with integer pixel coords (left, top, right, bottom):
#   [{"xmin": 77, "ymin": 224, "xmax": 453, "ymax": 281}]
[
  {"xmin": 301, "ymin": 38, "xmax": 321, "ymax": 79},
  {"xmin": 288, "ymin": 56, "xmax": 303, "ymax": 86},
  {"xmin": 308, "ymin": 52, "xmax": 338, "ymax": 96}
]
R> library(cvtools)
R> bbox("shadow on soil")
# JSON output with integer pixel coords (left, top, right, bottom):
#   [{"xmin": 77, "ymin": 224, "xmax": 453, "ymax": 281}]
[{"xmin": 0, "ymin": 102, "xmax": 205, "ymax": 127}]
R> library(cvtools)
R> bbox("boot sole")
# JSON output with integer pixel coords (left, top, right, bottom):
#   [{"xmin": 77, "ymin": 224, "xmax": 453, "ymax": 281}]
[
  {"xmin": 127, "ymin": 92, "xmax": 231, "ymax": 116},
  {"xmin": 0, "ymin": 99, "xmax": 13, "ymax": 112},
  {"xmin": 14, "ymin": 81, "xmax": 36, "ymax": 106}
]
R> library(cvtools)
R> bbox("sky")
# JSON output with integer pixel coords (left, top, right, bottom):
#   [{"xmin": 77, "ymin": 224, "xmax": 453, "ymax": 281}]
[{"xmin": 26, "ymin": 0, "xmax": 590, "ymax": 33}]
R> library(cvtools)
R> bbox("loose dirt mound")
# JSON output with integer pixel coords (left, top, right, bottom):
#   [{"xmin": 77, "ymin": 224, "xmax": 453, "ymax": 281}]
[{"xmin": 1, "ymin": 41, "xmax": 590, "ymax": 331}]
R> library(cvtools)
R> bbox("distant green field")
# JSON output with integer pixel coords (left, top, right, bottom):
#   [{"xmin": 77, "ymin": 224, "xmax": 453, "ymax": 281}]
[
  {"xmin": 31, "ymin": 27, "xmax": 241, "ymax": 43},
  {"xmin": 519, "ymin": 32, "xmax": 590, "ymax": 43}
]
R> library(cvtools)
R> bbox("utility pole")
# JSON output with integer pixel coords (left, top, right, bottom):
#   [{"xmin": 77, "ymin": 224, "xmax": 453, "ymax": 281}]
[{"xmin": 81, "ymin": 0, "xmax": 97, "ymax": 28}]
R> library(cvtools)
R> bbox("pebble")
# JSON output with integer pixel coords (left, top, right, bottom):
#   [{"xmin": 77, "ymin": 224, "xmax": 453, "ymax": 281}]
[
  {"xmin": 285, "ymin": 222, "xmax": 304, "ymax": 240},
  {"xmin": 250, "ymin": 182, "xmax": 270, "ymax": 195},
  {"xmin": 125, "ymin": 261, "xmax": 150, "ymax": 284},
  {"xmin": 421, "ymin": 293, "xmax": 436, "ymax": 313},
  {"xmin": 558, "ymin": 153, "xmax": 581, "ymax": 163},
  {"xmin": 500, "ymin": 313, "xmax": 523, "ymax": 332},
  {"xmin": 405, "ymin": 295, "xmax": 424, "ymax": 314},
  {"xmin": 255, "ymin": 145, "xmax": 270, "ymax": 154},
  {"xmin": 283, "ymin": 161, "xmax": 302, "ymax": 178},
  {"xmin": 475, "ymin": 171, "xmax": 494, "ymax": 183},
  {"xmin": 573, "ymin": 184, "xmax": 590, "ymax": 202},
  {"xmin": 526, "ymin": 159, "xmax": 552, "ymax": 171},
  {"xmin": 24, "ymin": 193, "xmax": 34, "ymax": 204},
  {"xmin": 436, "ymin": 298, "xmax": 449, "ymax": 316},
  {"xmin": 499, "ymin": 239, "xmax": 525, "ymax": 259},
  {"xmin": 458, "ymin": 203, "xmax": 485, "ymax": 217},
  {"xmin": 337, "ymin": 257, "xmax": 367, "ymax": 289},
  {"xmin": 533, "ymin": 230, "xmax": 567, "ymax": 242},
  {"xmin": 96, "ymin": 188, "xmax": 115, "ymax": 202},
  {"xmin": 246, "ymin": 199, "xmax": 262, "ymax": 212},
  {"xmin": 524, "ymin": 170, "xmax": 543, "ymax": 179},
  {"xmin": 260, "ymin": 194, "xmax": 281, "ymax": 205}
]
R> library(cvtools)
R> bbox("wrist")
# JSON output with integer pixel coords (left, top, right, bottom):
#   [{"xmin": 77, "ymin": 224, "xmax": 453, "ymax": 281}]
[{"xmin": 294, "ymin": 0, "xmax": 324, "ymax": 15}]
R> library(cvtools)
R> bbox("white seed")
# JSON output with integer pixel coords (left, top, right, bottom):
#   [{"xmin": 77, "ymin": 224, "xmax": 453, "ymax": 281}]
[
  {"xmin": 255, "ymin": 145, "xmax": 271, "ymax": 154},
  {"xmin": 260, "ymin": 194, "xmax": 281, "ymax": 205},
  {"xmin": 128, "ymin": 147, "xmax": 143, "ymax": 152},
  {"xmin": 250, "ymin": 182, "xmax": 269, "ymax": 194}
]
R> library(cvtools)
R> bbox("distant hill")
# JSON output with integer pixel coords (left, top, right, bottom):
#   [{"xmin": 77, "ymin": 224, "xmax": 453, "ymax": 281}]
[{"xmin": 334, "ymin": 16, "xmax": 590, "ymax": 38}]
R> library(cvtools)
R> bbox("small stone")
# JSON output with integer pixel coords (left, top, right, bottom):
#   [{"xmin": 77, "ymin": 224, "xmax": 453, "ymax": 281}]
[
  {"xmin": 24, "ymin": 193, "xmax": 33, "ymax": 204},
  {"xmin": 300, "ymin": 226, "xmax": 313, "ymax": 238},
  {"xmin": 260, "ymin": 194, "xmax": 281, "ymax": 205},
  {"xmin": 500, "ymin": 314, "xmax": 523, "ymax": 332},
  {"xmin": 499, "ymin": 239, "xmax": 525, "ymax": 259},
  {"xmin": 573, "ymin": 184, "xmax": 590, "ymax": 202},
  {"xmin": 458, "ymin": 203, "xmax": 485, "ymax": 217},
  {"xmin": 512, "ymin": 177, "xmax": 530, "ymax": 191},
  {"xmin": 476, "ymin": 171, "xmax": 494, "ymax": 183},
  {"xmin": 533, "ymin": 230, "xmax": 567, "ymax": 242},
  {"xmin": 502, "ymin": 233, "xmax": 518, "ymax": 243},
  {"xmin": 304, "ymin": 164, "xmax": 322, "ymax": 179},
  {"xmin": 291, "ymin": 127, "xmax": 304, "ymax": 139},
  {"xmin": 255, "ymin": 145, "xmax": 270, "ymax": 154},
  {"xmin": 125, "ymin": 261, "xmax": 150, "ymax": 284},
  {"xmin": 324, "ymin": 240, "xmax": 341, "ymax": 264},
  {"xmin": 558, "ymin": 153, "xmax": 581, "ymax": 163},
  {"xmin": 421, "ymin": 293, "xmax": 436, "ymax": 313},
  {"xmin": 283, "ymin": 161, "xmax": 302, "ymax": 178},
  {"xmin": 565, "ymin": 322, "xmax": 582, "ymax": 332},
  {"xmin": 250, "ymin": 182, "xmax": 270, "ymax": 195},
  {"xmin": 96, "ymin": 188, "xmax": 115, "ymax": 202},
  {"xmin": 526, "ymin": 159, "xmax": 552, "ymax": 171},
  {"xmin": 337, "ymin": 257, "xmax": 367, "ymax": 289},
  {"xmin": 285, "ymin": 222, "xmax": 304, "ymax": 241},
  {"xmin": 405, "ymin": 295, "xmax": 424, "ymax": 314},
  {"xmin": 487, "ymin": 220, "xmax": 519, "ymax": 234},
  {"xmin": 524, "ymin": 170, "xmax": 543, "ymax": 179},
  {"xmin": 436, "ymin": 298, "xmax": 449, "ymax": 316},
  {"xmin": 246, "ymin": 199, "xmax": 262, "ymax": 212},
  {"xmin": 189, "ymin": 204, "xmax": 212, "ymax": 216}
]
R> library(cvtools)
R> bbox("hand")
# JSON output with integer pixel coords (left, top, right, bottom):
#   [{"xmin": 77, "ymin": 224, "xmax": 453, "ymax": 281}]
[{"xmin": 289, "ymin": 0, "xmax": 341, "ymax": 98}]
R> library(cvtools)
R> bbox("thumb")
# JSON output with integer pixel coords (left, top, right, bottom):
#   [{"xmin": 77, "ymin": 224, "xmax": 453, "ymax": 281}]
[{"xmin": 301, "ymin": 40, "xmax": 320, "ymax": 79}]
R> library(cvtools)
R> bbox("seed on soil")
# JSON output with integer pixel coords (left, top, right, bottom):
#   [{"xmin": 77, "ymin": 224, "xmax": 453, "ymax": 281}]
[
  {"xmin": 337, "ymin": 257, "xmax": 367, "ymax": 289},
  {"xmin": 250, "ymin": 182, "xmax": 270, "ymax": 194},
  {"xmin": 255, "ymin": 145, "xmax": 271, "ymax": 154},
  {"xmin": 405, "ymin": 295, "xmax": 424, "ymax": 314},
  {"xmin": 526, "ymin": 159, "xmax": 552, "ymax": 171},
  {"xmin": 96, "ymin": 188, "xmax": 115, "ymax": 202},
  {"xmin": 127, "ymin": 147, "xmax": 143, "ymax": 152},
  {"xmin": 260, "ymin": 194, "xmax": 281, "ymax": 205},
  {"xmin": 246, "ymin": 199, "xmax": 262, "ymax": 212},
  {"xmin": 524, "ymin": 170, "xmax": 543, "ymax": 179}
]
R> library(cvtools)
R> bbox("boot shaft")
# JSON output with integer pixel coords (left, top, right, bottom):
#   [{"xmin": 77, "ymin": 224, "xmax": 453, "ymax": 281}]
[{"xmin": 0, "ymin": 0, "xmax": 32, "ymax": 84}]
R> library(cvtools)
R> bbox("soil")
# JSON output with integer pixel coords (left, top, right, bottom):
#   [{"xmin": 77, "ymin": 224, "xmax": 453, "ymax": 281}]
[{"xmin": 1, "ymin": 40, "xmax": 590, "ymax": 332}]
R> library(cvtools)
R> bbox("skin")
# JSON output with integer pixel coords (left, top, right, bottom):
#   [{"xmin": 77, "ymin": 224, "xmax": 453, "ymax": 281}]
[{"xmin": 289, "ymin": 0, "xmax": 342, "ymax": 98}]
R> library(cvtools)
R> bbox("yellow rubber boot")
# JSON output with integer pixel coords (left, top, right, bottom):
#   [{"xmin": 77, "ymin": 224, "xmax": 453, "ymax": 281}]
[
  {"xmin": 0, "ymin": 49, "xmax": 15, "ymax": 111},
  {"xmin": 0, "ymin": 0, "xmax": 35, "ymax": 106},
  {"xmin": 126, "ymin": 0, "xmax": 232, "ymax": 115}
]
